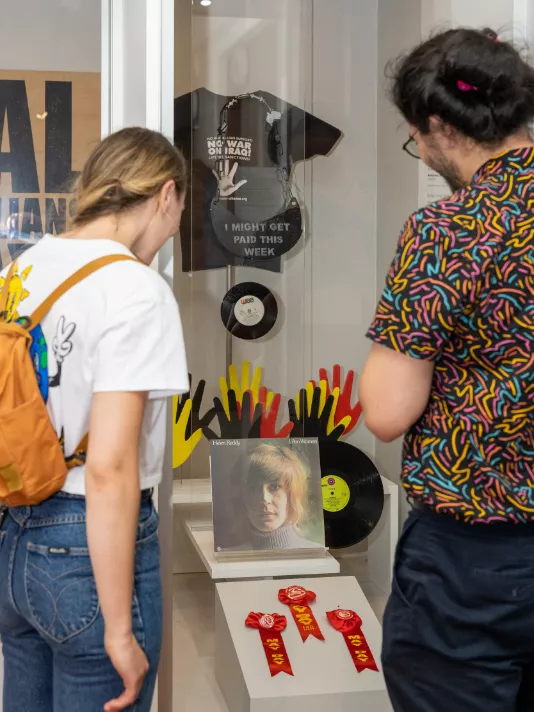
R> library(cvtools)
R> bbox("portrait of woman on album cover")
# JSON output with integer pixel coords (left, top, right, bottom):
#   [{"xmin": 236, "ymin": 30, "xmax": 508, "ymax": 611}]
[{"xmin": 211, "ymin": 439, "xmax": 325, "ymax": 554}]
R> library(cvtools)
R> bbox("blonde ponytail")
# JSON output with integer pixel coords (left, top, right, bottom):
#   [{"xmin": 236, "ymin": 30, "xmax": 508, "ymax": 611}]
[{"xmin": 72, "ymin": 127, "xmax": 187, "ymax": 227}]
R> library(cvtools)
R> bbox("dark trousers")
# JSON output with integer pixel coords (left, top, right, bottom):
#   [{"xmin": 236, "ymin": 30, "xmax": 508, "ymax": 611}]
[{"xmin": 382, "ymin": 509, "xmax": 534, "ymax": 711}]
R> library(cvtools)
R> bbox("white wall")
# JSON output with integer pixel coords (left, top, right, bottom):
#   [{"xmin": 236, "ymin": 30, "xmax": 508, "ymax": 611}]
[
  {"xmin": 375, "ymin": 0, "xmax": 422, "ymax": 523},
  {"xmin": 422, "ymin": 0, "xmax": 516, "ymax": 35},
  {"xmin": 0, "ymin": 0, "xmax": 100, "ymax": 72}
]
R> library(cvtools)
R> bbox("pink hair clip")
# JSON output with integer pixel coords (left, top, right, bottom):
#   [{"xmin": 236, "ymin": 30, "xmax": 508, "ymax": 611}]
[{"xmin": 457, "ymin": 80, "xmax": 478, "ymax": 92}]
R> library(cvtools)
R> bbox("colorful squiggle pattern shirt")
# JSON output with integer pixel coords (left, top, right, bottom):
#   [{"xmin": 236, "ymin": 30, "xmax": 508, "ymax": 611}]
[{"xmin": 368, "ymin": 148, "xmax": 534, "ymax": 523}]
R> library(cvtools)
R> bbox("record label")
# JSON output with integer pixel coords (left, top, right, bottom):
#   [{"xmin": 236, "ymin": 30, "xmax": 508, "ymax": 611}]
[
  {"xmin": 319, "ymin": 440, "xmax": 384, "ymax": 549},
  {"xmin": 234, "ymin": 295, "xmax": 265, "ymax": 327},
  {"xmin": 321, "ymin": 475, "xmax": 351, "ymax": 513},
  {"xmin": 221, "ymin": 282, "xmax": 278, "ymax": 341}
]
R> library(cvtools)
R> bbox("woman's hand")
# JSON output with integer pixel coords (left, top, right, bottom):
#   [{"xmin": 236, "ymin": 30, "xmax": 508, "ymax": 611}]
[{"xmin": 104, "ymin": 632, "xmax": 149, "ymax": 711}]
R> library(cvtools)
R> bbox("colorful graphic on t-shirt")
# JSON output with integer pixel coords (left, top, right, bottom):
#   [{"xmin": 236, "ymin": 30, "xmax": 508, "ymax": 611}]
[
  {"xmin": 27, "ymin": 316, "xmax": 76, "ymax": 403},
  {"xmin": 367, "ymin": 147, "xmax": 534, "ymax": 524},
  {"xmin": 29, "ymin": 324, "xmax": 49, "ymax": 403},
  {"xmin": 0, "ymin": 263, "xmax": 32, "ymax": 321}
]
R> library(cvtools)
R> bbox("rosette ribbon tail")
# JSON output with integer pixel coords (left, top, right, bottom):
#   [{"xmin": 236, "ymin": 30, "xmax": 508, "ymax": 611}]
[
  {"xmin": 278, "ymin": 586, "xmax": 325, "ymax": 642},
  {"xmin": 245, "ymin": 612, "xmax": 294, "ymax": 677},
  {"xmin": 327, "ymin": 609, "xmax": 379, "ymax": 673}
]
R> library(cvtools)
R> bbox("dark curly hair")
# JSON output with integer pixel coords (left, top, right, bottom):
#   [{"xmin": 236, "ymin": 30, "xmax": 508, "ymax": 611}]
[{"xmin": 391, "ymin": 28, "xmax": 534, "ymax": 144}]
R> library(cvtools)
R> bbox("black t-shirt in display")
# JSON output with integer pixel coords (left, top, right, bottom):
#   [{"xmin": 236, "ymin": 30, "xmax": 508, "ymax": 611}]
[{"xmin": 174, "ymin": 88, "xmax": 342, "ymax": 272}]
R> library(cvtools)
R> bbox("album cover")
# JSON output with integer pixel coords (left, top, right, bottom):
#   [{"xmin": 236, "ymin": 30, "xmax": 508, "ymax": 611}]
[{"xmin": 211, "ymin": 438, "xmax": 325, "ymax": 555}]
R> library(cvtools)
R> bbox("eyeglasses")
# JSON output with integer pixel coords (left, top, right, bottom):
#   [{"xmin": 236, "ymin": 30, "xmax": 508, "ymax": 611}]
[{"xmin": 403, "ymin": 135, "xmax": 420, "ymax": 160}]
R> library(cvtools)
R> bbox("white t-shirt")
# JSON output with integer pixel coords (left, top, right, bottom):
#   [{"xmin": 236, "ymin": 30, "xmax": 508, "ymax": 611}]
[{"xmin": 0, "ymin": 235, "xmax": 189, "ymax": 495}]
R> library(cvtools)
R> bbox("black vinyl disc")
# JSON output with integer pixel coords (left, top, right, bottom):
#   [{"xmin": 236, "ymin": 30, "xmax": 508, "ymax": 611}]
[
  {"xmin": 221, "ymin": 282, "xmax": 278, "ymax": 340},
  {"xmin": 319, "ymin": 440, "xmax": 384, "ymax": 549}
]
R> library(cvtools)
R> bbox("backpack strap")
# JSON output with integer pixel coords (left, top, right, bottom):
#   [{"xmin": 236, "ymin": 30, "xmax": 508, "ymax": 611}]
[
  {"xmin": 0, "ymin": 260, "xmax": 17, "ymax": 320},
  {"xmin": 28, "ymin": 254, "xmax": 138, "ymax": 329}
]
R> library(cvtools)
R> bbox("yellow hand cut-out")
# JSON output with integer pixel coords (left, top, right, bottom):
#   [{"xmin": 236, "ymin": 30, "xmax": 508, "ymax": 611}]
[{"xmin": 219, "ymin": 361, "xmax": 265, "ymax": 418}]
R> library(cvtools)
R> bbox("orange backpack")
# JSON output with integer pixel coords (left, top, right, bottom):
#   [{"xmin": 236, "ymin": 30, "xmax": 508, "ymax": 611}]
[{"xmin": 0, "ymin": 254, "xmax": 136, "ymax": 506}]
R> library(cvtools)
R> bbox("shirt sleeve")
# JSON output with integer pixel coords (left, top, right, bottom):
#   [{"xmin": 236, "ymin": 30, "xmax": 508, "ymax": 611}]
[
  {"xmin": 287, "ymin": 107, "xmax": 342, "ymax": 162},
  {"xmin": 93, "ymin": 283, "xmax": 189, "ymax": 398},
  {"xmin": 367, "ymin": 215, "xmax": 475, "ymax": 360},
  {"xmin": 173, "ymin": 92, "xmax": 192, "ymax": 152}
]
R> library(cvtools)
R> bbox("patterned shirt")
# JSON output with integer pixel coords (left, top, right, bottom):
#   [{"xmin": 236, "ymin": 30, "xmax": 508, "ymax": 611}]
[{"xmin": 368, "ymin": 148, "xmax": 534, "ymax": 523}]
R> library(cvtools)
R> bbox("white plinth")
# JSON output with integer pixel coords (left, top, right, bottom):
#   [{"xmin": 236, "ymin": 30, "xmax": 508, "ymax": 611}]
[
  {"xmin": 215, "ymin": 576, "xmax": 392, "ymax": 712},
  {"xmin": 185, "ymin": 523, "xmax": 340, "ymax": 580}
]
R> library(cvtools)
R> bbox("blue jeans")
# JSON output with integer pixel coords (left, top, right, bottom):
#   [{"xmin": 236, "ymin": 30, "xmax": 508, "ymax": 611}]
[
  {"xmin": 382, "ymin": 509, "xmax": 534, "ymax": 711},
  {"xmin": 0, "ymin": 493, "xmax": 162, "ymax": 712}
]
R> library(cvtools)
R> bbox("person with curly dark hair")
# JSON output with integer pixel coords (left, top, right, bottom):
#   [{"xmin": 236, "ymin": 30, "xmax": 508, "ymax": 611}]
[{"xmin": 360, "ymin": 28, "xmax": 534, "ymax": 711}]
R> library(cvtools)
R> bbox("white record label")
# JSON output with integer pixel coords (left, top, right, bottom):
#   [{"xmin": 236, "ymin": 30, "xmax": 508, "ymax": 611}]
[{"xmin": 234, "ymin": 295, "xmax": 265, "ymax": 327}]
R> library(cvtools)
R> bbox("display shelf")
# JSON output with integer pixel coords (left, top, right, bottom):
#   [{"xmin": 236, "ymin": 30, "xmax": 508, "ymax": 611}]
[
  {"xmin": 173, "ymin": 476, "xmax": 399, "ymax": 591},
  {"xmin": 183, "ymin": 520, "xmax": 340, "ymax": 580}
]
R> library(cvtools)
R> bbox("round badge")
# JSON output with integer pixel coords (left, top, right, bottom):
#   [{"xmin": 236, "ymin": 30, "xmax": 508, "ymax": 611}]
[
  {"xmin": 321, "ymin": 475, "xmax": 351, "ymax": 513},
  {"xmin": 286, "ymin": 586, "xmax": 306, "ymax": 601},
  {"xmin": 234, "ymin": 294, "xmax": 265, "ymax": 327},
  {"xmin": 336, "ymin": 610, "xmax": 354, "ymax": 620},
  {"xmin": 259, "ymin": 614, "xmax": 275, "ymax": 629}
]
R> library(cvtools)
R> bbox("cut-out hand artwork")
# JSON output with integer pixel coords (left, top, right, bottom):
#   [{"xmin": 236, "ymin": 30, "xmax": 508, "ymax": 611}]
[
  {"xmin": 288, "ymin": 382, "xmax": 350, "ymax": 440},
  {"xmin": 311, "ymin": 365, "xmax": 363, "ymax": 435},
  {"xmin": 172, "ymin": 376, "xmax": 216, "ymax": 469}
]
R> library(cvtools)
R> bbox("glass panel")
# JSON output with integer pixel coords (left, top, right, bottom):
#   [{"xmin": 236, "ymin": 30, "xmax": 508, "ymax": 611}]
[
  {"xmin": 173, "ymin": 0, "xmax": 314, "ymax": 488},
  {"xmin": 0, "ymin": 0, "xmax": 101, "ymax": 269}
]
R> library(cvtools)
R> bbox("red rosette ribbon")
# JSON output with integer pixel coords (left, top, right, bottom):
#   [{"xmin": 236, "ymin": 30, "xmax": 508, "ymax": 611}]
[
  {"xmin": 327, "ymin": 609, "xmax": 379, "ymax": 673},
  {"xmin": 278, "ymin": 585, "xmax": 325, "ymax": 642},
  {"xmin": 245, "ymin": 612, "xmax": 294, "ymax": 676}
]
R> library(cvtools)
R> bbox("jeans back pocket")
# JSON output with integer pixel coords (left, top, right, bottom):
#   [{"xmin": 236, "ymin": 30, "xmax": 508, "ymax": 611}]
[{"xmin": 24, "ymin": 543, "xmax": 100, "ymax": 644}]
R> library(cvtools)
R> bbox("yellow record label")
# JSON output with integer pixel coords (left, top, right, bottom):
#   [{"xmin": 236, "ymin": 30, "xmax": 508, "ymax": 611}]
[{"xmin": 322, "ymin": 475, "xmax": 351, "ymax": 513}]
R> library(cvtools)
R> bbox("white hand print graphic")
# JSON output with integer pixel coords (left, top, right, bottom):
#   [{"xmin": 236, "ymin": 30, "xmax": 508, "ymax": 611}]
[
  {"xmin": 212, "ymin": 160, "xmax": 247, "ymax": 197},
  {"xmin": 52, "ymin": 316, "xmax": 76, "ymax": 364}
]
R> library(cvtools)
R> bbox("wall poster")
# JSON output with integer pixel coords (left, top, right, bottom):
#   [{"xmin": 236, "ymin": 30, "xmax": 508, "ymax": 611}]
[{"xmin": 0, "ymin": 70, "xmax": 101, "ymax": 269}]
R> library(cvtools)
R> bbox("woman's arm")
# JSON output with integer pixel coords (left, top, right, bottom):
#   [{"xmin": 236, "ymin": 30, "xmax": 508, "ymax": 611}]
[{"xmin": 85, "ymin": 390, "xmax": 148, "ymax": 711}]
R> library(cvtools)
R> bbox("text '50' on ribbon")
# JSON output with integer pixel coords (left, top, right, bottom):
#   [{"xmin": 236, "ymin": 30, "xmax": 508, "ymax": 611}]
[
  {"xmin": 327, "ymin": 609, "xmax": 379, "ymax": 673},
  {"xmin": 245, "ymin": 613, "xmax": 293, "ymax": 677},
  {"xmin": 278, "ymin": 585, "xmax": 325, "ymax": 643}
]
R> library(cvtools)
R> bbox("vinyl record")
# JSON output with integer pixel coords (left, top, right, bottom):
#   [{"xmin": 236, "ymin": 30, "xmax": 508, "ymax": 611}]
[
  {"xmin": 221, "ymin": 282, "xmax": 278, "ymax": 340},
  {"xmin": 319, "ymin": 440, "xmax": 384, "ymax": 549}
]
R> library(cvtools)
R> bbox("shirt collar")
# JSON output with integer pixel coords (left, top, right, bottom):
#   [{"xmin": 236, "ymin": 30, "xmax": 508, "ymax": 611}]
[{"xmin": 473, "ymin": 146, "xmax": 534, "ymax": 183}]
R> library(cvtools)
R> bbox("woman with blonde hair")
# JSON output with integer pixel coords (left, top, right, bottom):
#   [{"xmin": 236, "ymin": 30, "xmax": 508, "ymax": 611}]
[
  {"xmin": 239, "ymin": 444, "xmax": 317, "ymax": 550},
  {"xmin": 0, "ymin": 127, "xmax": 189, "ymax": 711}
]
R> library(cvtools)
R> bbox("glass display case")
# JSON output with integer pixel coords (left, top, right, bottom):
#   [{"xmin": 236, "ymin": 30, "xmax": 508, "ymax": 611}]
[{"xmin": 171, "ymin": 0, "xmax": 378, "ymax": 493}]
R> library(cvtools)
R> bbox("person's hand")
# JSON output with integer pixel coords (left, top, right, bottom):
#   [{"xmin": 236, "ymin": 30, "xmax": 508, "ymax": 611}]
[
  {"xmin": 203, "ymin": 389, "xmax": 262, "ymax": 440},
  {"xmin": 288, "ymin": 382, "xmax": 350, "ymax": 440},
  {"xmin": 104, "ymin": 632, "xmax": 149, "ymax": 712},
  {"xmin": 172, "ymin": 375, "xmax": 216, "ymax": 468},
  {"xmin": 310, "ymin": 365, "xmax": 363, "ymax": 435}
]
